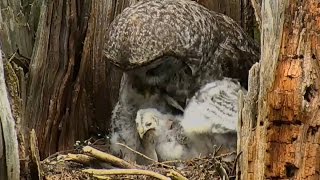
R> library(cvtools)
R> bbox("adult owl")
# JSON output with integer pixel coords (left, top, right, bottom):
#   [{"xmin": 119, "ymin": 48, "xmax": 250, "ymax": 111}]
[{"xmin": 104, "ymin": 0, "xmax": 260, "ymax": 162}]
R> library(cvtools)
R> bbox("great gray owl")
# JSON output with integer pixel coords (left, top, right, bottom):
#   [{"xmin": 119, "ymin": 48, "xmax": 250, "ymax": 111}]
[
  {"xmin": 104, "ymin": 0, "xmax": 260, "ymax": 162},
  {"xmin": 135, "ymin": 79, "xmax": 239, "ymax": 163}
]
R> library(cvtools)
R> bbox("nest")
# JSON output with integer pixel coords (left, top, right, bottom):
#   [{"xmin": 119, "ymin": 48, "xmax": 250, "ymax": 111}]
[{"xmin": 41, "ymin": 138, "xmax": 238, "ymax": 180}]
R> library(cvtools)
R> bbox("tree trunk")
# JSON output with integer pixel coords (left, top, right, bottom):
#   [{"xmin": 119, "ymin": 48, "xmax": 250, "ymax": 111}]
[
  {"xmin": 238, "ymin": 0, "xmax": 320, "ymax": 179},
  {"xmin": 0, "ymin": 0, "xmax": 257, "ymax": 179},
  {"xmin": 1, "ymin": 0, "xmax": 135, "ymax": 178},
  {"xmin": 197, "ymin": 0, "xmax": 256, "ymax": 37}
]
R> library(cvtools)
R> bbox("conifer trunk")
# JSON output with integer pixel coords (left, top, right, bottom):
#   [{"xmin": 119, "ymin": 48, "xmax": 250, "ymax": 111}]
[{"xmin": 238, "ymin": 1, "xmax": 320, "ymax": 179}]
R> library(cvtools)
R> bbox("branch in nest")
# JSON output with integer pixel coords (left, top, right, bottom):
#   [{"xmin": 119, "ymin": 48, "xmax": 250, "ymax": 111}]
[
  {"xmin": 82, "ymin": 146, "xmax": 135, "ymax": 169},
  {"xmin": 213, "ymin": 158, "xmax": 229, "ymax": 180},
  {"xmin": 167, "ymin": 169, "xmax": 188, "ymax": 180},
  {"xmin": 92, "ymin": 175, "xmax": 111, "ymax": 180},
  {"xmin": 116, "ymin": 143, "xmax": 174, "ymax": 169},
  {"xmin": 65, "ymin": 153, "xmax": 97, "ymax": 166},
  {"xmin": 82, "ymin": 168, "xmax": 171, "ymax": 180}
]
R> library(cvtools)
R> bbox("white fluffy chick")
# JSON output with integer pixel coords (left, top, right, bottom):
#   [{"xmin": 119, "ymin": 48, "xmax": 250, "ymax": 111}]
[
  {"xmin": 180, "ymin": 78, "xmax": 242, "ymax": 154},
  {"xmin": 135, "ymin": 108, "xmax": 197, "ymax": 163},
  {"xmin": 182, "ymin": 78, "xmax": 242, "ymax": 134},
  {"xmin": 136, "ymin": 78, "xmax": 242, "ymax": 162}
]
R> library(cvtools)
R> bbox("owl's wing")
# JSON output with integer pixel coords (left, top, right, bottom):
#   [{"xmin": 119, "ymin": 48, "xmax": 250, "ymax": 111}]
[{"xmin": 181, "ymin": 78, "xmax": 244, "ymax": 135}]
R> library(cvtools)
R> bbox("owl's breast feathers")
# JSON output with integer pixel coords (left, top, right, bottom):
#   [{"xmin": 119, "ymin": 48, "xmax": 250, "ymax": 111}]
[{"xmin": 104, "ymin": 0, "xmax": 260, "ymax": 80}]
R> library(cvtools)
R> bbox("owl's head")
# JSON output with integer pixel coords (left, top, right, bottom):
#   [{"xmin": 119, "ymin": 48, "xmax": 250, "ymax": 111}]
[
  {"xmin": 136, "ymin": 108, "xmax": 176, "ymax": 139},
  {"xmin": 135, "ymin": 109, "xmax": 161, "ymax": 139},
  {"xmin": 127, "ymin": 56, "xmax": 190, "ymax": 86}
]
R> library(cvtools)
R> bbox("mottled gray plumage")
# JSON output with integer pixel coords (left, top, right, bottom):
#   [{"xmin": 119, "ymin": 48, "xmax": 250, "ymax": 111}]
[
  {"xmin": 104, "ymin": 0, "xmax": 259, "ymax": 93},
  {"xmin": 105, "ymin": 0, "xmax": 260, "ymax": 162}
]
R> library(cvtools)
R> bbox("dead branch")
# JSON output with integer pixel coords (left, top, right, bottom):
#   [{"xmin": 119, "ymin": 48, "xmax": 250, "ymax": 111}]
[
  {"xmin": 167, "ymin": 169, "xmax": 188, "ymax": 180},
  {"xmin": 65, "ymin": 153, "xmax": 97, "ymax": 166},
  {"xmin": 82, "ymin": 168, "xmax": 170, "ymax": 180},
  {"xmin": 82, "ymin": 146, "xmax": 135, "ymax": 169},
  {"xmin": 30, "ymin": 129, "xmax": 42, "ymax": 179},
  {"xmin": 116, "ymin": 142, "xmax": 174, "ymax": 168},
  {"xmin": 213, "ymin": 158, "xmax": 229, "ymax": 180},
  {"xmin": 92, "ymin": 175, "xmax": 111, "ymax": 180}
]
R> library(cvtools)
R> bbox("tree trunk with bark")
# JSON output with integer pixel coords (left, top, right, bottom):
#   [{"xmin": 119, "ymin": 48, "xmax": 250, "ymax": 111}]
[
  {"xmin": 238, "ymin": 0, "xmax": 320, "ymax": 179},
  {"xmin": 0, "ymin": 0, "xmax": 136, "ymax": 179}
]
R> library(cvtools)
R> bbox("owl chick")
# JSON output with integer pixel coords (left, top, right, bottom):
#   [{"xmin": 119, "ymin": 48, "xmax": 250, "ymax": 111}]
[
  {"xmin": 181, "ymin": 78, "xmax": 241, "ymax": 154},
  {"xmin": 135, "ymin": 108, "xmax": 198, "ymax": 163},
  {"xmin": 110, "ymin": 74, "xmax": 182, "ymax": 162},
  {"xmin": 136, "ymin": 78, "xmax": 241, "ymax": 162}
]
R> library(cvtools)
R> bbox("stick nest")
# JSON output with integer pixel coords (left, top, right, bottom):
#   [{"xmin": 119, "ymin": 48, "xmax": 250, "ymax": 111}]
[{"xmin": 41, "ymin": 138, "xmax": 237, "ymax": 180}]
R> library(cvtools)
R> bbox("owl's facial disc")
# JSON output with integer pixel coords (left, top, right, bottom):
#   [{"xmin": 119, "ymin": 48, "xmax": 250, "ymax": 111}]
[
  {"xmin": 136, "ymin": 110, "xmax": 160, "ymax": 139},
  {"xmin": 129, "ymin": 56, "xmax": 187, "ymax": 86}
]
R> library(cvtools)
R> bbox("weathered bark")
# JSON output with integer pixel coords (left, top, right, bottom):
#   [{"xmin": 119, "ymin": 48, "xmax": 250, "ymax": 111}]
[
  {"xmin": 0, "ymin": 120, "xmax": 6, "ymax": 180},
  {"xmin": 1, "ymin": 0, "xmax": 134, "ymax": 178},
  {"xmin": 0, "ymin": 49, "xmax": 20, "ymax": 180},
  {"xmin": 238, "ymin": 0, "xmax": 320, "ymax": 179},
  {"xmin": 24, "ymin": 0, "xmax": 135, "ymax": 158},
  {"xmin": 197, "ymin": 0, "xmax": 255, "ymax": 37}
]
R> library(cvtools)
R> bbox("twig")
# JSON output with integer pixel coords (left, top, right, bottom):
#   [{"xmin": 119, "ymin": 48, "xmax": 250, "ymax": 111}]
[
  {"xmin": 167, "ymin": 169, "xmax": 188, "ymax": 180},
  {"xmin": 83, "ymin": 146, "xmax": 135, "ymax": 169},
  {"xmin": 82, "ymin": 168, "xmax": 170, "ymax": 180},
  {"xmin": 213, "ymin": 145, "xmax": 222, "ymax": 156},
  {"xmin": 213, "ymin": 158, "xmax": 229, "ymax": 180},
  {"xmin": 116, "ymin": 143, "xmax": 174, "ymax": 169},
  {"xmin": 214, "ymin": 151, "xmax": 237, "ymax": 159},
  {"xmin": 42, "ymin": 149, "xmax": 74, "ymax": 162},
  {"xmin": 92, "ymin": 175, "xmax": 111, "ymax": 180},
  {"xmin": 161, "ymin": 159, "xmax": 184, "ymax": 164},
  {"xmin": 231, "ymin": 151, "xmax": 242, "ymax": 175}
]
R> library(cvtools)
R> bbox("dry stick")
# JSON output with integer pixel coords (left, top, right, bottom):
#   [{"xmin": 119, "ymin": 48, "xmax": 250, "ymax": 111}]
[
  {"xmin": 65, "ymin": 153, "xmax": 97, "ymax": 166},
  {"xmin": 162, "ymin": 151, "xmax": 236, "ymax": 165},
  {"xmin": 92, "ymin": 175, "xmax": 111, "ymax": 180},
  {"xmin": 83, "ymin": 146, "xmax": 135, "ymax": 169},
  {"xmin": 231, "ymin": 151, "xmax": 242, "ymax": 175},
  {"xmin": 214, "ymin": 151, "xmax": 237, "ymax": 159},
  {"xmin": 116, "ymin": 143, "xmax": 188, "ymax": 179},
  {"xmin": 167, "ymin": 169, "xmax": 188, "ymax": 180},
  {"xmin": 43, "ymin": 149, "xmax": 74, "ymax": 162},
  {"xmin": 82, "ymin": 168, "xmax": 170, "ymax": 180},
  {"xmin": 213, "ymin": 158, "xmax": 229, "ymax": 180},
  {"xmin": 116, "ymin": 143, "xmax": 174, "ymax": 169},
  {"xmin": 213, "ymin": 145, "xmax": 222, "ymax": 156}
]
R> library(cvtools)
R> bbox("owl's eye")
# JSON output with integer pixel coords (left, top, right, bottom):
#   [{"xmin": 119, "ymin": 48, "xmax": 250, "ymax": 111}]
[{"xmin": 146, "ymin": 122, "xmax": 152, "ymax": 127}]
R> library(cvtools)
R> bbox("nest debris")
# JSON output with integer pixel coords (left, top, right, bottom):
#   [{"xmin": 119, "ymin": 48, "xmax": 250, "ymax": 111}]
[{"xmin": 41, "ymin": 138, "xmax": 238, "ymax": 180}]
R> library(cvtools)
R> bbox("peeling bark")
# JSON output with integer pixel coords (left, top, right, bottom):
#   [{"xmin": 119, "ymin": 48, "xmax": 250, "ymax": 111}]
[
  {"xmin": 238, "ymin": 1, "xmax": 320, "ymax": 179},
  {"xmin": 0, "ymin": 49, "xmax": 20, "ymax": 180}
]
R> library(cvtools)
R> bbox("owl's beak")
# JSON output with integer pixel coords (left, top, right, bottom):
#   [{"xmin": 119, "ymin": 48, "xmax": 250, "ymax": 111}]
[
  {"xmin": 137, "ymin": 126, "xmax": 155, "ymax": 139},
  {"xmin": 137, "ymin": 126, "xmax": 145, "ymax": 139}
]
